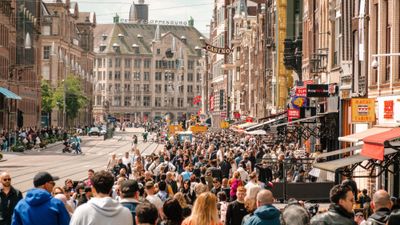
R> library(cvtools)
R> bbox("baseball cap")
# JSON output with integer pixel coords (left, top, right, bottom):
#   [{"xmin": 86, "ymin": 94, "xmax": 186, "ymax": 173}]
[
  {"xmin": 33, "ymin": 172, "xmax": 59, "ymax": 187},
  {"xmin": 145, "ymin": 181, "xmax": 155, "ymax": 189},
  {"xmin": 121, "ymin": 180, "xmax": 139, "ymax": 194}
]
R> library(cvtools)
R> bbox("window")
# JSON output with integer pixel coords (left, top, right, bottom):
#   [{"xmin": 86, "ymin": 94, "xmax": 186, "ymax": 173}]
[
  {"xmin": 155, "ymin": 84, "xmax": 162, "ymax": 93},
  {"xmin": 133, "ymin": 72, "xmax": 141, "ymax": 81},
  {"xmin": 157, "ymin": 49, "xmax": 161, "ymax": 55},
  {"xmin": 143, "ymin": 96, "xmax": 151, "ymax": 107},
  {"xmin": 144, "ymin": 59, "xmax": 151, "ymax": 68},
  {"xmin": 187, "ymin": 85, "xmax": 193, "ymax": 93},
  {"xmin": 115, "ymin": 58, "xmax": 121, "ymax": 68},
  {"xmin": 155, "ymin": 72, "xmax": 162, "ymax": 81},
  {"xmin": 143, "ymin": 84, "xmax": 150, "ymax": 92},
  {"xmin": 124, "ymin": 96, "xmax": 131, "ymax": 106},
  {"xmin": 124, "ymin": 84, "xmax": 131, "ymax": 92},
  {"xmin": 144, "ymin": 72, "xmax": 150, "ymax": 81},
  {"xmin": 196, "ymin": 73, "xmax": 201, "ymax": 82},
  {"xmin": 384, "ymin": 0, "xmax": 390, "ymax": 82},
  {"xmin": 97, "ymin": 72, "xmax": 102, "ymax": 80},
  {"xmin": 187, "ymin": 73, "xmax": 193, "ymax": 82},
  {"xmin": 108, "ymin": 58, "xmax": 113, "ymax": 67},
  {"xmin": 179, "ymin": 86, "xmax": 184, "ymax": 93},
  {"xmin": 196, "ymin": 85, "xmax": 201, "ymax": 93},
  {"xmin": 165, "ymin": 72, "xmax": 174, "ymax": 81},
  {"xmin": 155, "ymin": 97, "xmax": 162, "ymax": 107},
  {"xmin": 187, "ymin": 97, "xmax": 193, "ymax": 107},
  {"xmin": 134, "ymin": 59, "xmax": 141, "ymax": 68},
  {"xmin": 113, "ymin": 96, "xmax": 121, "ymax": 106},
  {"xmin": 177, "ymin": 98, "xmax": 184, "ymax": 107},
  {"xmin": 156, "ymin": 60, "xmax": 162, "ymax": 69},
  {"xmin": 43, "ymin": 46, "xmax": 51, "ymax": 59},
  {"xmin": 97, "ymin": 58, "xmax": 103, "ymax": 68},
  {"xmin": 108, "ymin": 71, "xmax": 113, "ymax": 80},
  {"xmin": 124, "ymin": 71, "xmax": 131, "ymax": 80},
  {"xmin": 164, "ymin": 84, "xmax": 169, "ymax": 93},
  {"xmin": 188, "ymin": 60, "xmax": 194, "ymax": 70},
  {"xmin": 114, "ymin": 71, "xmax": 121, "ymax": 80},
  {"xmin": 96, "ymin": 96, "xmax": 102, "ymax": 106},
  {"xmin": 133, "ymin": 96, "xmax": 141, "ymax": 106},
  {"xmin": 133, "ymin": 84, "xmax": 140, "ymax": 93},
  {"xmin": 115, "ymin": 83, "xmax": 121, "ymax": 92},
  {"xmin": 108, "ymin": 84, "xmax": 112, "ymax": 91},
  {"xmin": 164, "ymin": 97, "xmax": 174, "ymax": 107},
  {"xmin": 124, "ymin": 58, "xmax": 131, "ymax": 68}
]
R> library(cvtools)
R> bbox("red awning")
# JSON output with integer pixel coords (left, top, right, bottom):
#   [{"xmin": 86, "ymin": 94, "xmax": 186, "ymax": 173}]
[{"xmin": 361, "ymin": 128, "xmax": 400, "ymax": 160}]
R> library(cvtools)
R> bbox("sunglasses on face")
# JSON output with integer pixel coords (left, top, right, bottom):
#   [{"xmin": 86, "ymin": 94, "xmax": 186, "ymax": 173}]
[{"xmin": 3, "ymin": 178, "xmax": 11, "ymax": 181}]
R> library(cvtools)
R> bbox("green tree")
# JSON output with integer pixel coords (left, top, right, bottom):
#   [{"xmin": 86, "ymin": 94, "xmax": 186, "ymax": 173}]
[
  {"xmin": 41, "ymin": 80, "xmax": 55, "ymax": 113},
  {"xmin": 54, "ymin": 75, "xmax": 88, "ymax": 125}
]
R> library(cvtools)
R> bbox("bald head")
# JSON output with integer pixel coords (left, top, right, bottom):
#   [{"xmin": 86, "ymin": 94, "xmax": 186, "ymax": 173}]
[
  {"xmin": 257, "ymin": 190, "xmax": 274, "ymax": 207},
  {"xmin": 372, "ymin": 190, "xmax": 392, "ymax": 211}
]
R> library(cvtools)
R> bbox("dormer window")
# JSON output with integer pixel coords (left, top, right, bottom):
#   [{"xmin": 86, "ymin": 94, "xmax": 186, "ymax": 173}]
[
  {"xmin": 118, "ymin": 33, "xmax": 124, "ymax": 39},
  {"xmin": 181, "ymin": 36, "xmax": 187, "ymax": 44},
  {"xmin": 112, "ymin": 43, "xmax": 120, "ymax": 52},
  {"xmin": 102, "ymin": 33, "xmax": 107, "ymax": 41},
  {"xmin": 132, "ymin": 44, "xmax": 140, "ymax": 54},
  {"xmin": 100, "ymin": 43, "xmax": 106, "ymax": 52}
]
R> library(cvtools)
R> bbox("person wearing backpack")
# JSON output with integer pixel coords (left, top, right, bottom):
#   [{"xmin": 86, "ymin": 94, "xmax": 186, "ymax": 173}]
[{"xmin": 120, "ymin": 180, "xmax": 141, "ymax": 225}]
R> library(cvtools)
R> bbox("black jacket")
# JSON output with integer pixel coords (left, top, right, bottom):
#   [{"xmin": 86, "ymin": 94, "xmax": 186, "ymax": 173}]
[
  {"xmin": 310, "ymin": 204, "xmax": 357, "ymax": 225},
  {"xmin": 0, "ymin": 186, "xmax": 23, "ymax": 225},
  {"xmin": 365, "ymin": 208, "xmax": 391, "ymax": 225},
  {"xmin": 226, "ymin": 201, "xmax": 247, "ymax": 225}
]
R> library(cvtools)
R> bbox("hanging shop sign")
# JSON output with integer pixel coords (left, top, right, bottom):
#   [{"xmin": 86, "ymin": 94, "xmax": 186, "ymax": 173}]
[
  {"xmin": 291, "ymin": 96, "xmax": 308, "ymax": 109},
  {"xmin": 384, "ymin": 100, "xmax": 394, "ymax": 119},
  {"xmin": 351, "ymin": 98, "xmax": 375, "ymax": 123},
  {"xmin": 377, "ymin": 96, "xmax": 400, "ymax": 125},
  {"xmin": 295, "ymin": 87, "xmax": 307, "ymax": 97},
  {"xmin": 204, "ymin": 43, "xmax": 233, "ymax": 55},
  {"xmin": 307, "ymin": 84, "xmax": 329, "ymax": 98},
  {"xmin": 209, "ymin": 95, "xmax": 215, "ymax": 112},
  {"xmin": 288, "ymin": 109, "xmax": 300, "ymax": 122}
]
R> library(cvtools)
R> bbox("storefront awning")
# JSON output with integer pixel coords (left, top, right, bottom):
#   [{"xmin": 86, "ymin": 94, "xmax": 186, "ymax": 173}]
[
  {"xmin": 338, "ymin": 127, "xmax": 393, "ymax": 143},
  {"xmin": 245, "ymin": 129, "xmax": 267, "ymax": 135},
  {"xmin": 270, "ymin": 114, "xmax": 323, "ymax": 128},
  {"xmin": 315, "ymin": 145, "xmax": 362, "ymax": 159},
  {"xmin": 361, "ymin": 128, "xmax": 400, "ymax": 160},
  {"xmin": 0, "ymin": 87, "xmax": 22, "ymax": 100},
  {"xmin": 313, "ymin": 148, "xmax": 398, "ymax": 173},
  {"xmin": 245, "ymin": 118, "xmax": 278, "ymax": 131}
]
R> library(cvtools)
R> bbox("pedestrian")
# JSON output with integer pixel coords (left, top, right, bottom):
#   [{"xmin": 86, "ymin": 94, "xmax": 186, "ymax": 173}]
[
  {"xmin": 144, "ymin": 181, "xmax": 164, "ymax": 211},
  {"xmin": 360, "ymin": 190, "xmax": 392, "ymax": 225},
  {"xmin": 226, "ymin": 186, "xmax": 248, "ymax": 225},
  {"xmin": 0, "ymin": 172, "xmax": 23, "ymax": 225},
  {"xmin": 120, "ymin": 180, "xmax": 141, "ymax": 225},
  {"xmin": 310, "ymin": 184, "xmax": 356, "ymax": 225},
  {"xmin": 132, "ymin": 135, "xmax": 138, "ymax": 151},
  {"xmin": 281, "ymin": 204, "xmax": 310, "ymax": 225},
  {"xmin": 387, "ymin": 209, "xmax": 400, "ymax": 225},
  {"xmin": 69, "ymin": 170, "xmax": 132, "ymax": 225},
  {"xmin": 84, "ymin": 169, "xmax": 94, "ymax": 187},
  {"xmin": 11, "ymin": 171, "xmax": 70, "ymax": 225},
  {"xmin": 135, "ymin": 202, "xmax": 159, "ymax": 225},
  {"xmin": 173, "ymin": 192, "xmax": 192, "ymax": 218},
  {"xmin": 107, "ymin": 153, "xmax": 118, "ymax": 171},
  {"xmin": 181, "ymin": 192, "xmax": 222, "ymax": 225},
  {"xmin": 243, "ymin": 190, "xmax": 280, "ymax": 225},
  {"xmin": 161, "ymin": 198, "xmax": 183, "ymax": 225},
  {"xmin": 72, "ymin": 134, "xmax": 82, "ymax": 154}
]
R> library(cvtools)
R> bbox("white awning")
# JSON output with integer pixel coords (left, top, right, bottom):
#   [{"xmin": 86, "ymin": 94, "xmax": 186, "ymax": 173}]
[
  {"xmin": 315, "ymin": 145, "xmax": 362, "ymax": 159},
  {"xmin": 245, "ymin": 130, "xmax": 267, "ymax": 135},
  {"xmin": 313, "ymin": 148, "xmax": 398, "ymax": 172},
  {"xmin": 245, "ymin": 118, "xmax": 278, "ymax": 131},
  {"xmin": 270, "ymin": 114, "xmax": 323, "ymax": 128},
  {"xmin": 338, "ymin": 127, "xmax": 393, "ymax": 143}
]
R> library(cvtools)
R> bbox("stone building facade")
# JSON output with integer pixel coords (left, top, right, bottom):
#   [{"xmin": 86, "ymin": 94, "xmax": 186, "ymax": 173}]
[
  {"xmin": 40, "ymin": 0, "xmax": 96, "ymax": 127},
  {"xmin": 92, "ymin": 20, "xmax": 205, "ymax": 123}
]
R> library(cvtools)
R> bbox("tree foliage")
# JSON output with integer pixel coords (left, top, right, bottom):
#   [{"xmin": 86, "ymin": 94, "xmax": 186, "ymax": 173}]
[
  {"xmin": 41, "ymin": 80, "xmax": 55, "ymax": 113},
  {"xmin": 54, "ymin": 75, "xmax": 88, "ymax": 121}
]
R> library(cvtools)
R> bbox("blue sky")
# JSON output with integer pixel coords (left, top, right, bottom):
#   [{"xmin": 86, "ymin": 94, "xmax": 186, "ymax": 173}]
[{"xmin": 78, "ymin": 0, "xmax": 213, "ymax": 35}]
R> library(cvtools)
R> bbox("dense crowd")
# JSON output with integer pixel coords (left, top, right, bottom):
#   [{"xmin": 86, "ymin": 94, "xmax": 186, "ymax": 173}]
[{"xmin": 1, "ymin": 129, "xmax": 400, "ymax": 225}]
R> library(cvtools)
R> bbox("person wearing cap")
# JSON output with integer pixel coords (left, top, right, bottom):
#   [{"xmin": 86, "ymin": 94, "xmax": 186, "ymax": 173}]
[
  {"xmin": 11, "ymin": 172, "xmax": 70, "ymax": 225},
  {"xmin": 120, "ymin": 180, "xmax": 141, "ymax": 225},
  {"xmin": 144, "ymin": 181, "xmax": 163, "ymax": 210},
  {"xmin": 70, "ymin": 170, "xmax": 132, "ymax": 225}
]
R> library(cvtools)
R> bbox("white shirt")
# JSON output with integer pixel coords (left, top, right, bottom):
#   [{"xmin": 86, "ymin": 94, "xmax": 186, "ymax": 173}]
[
  {"xmin": 146, "ymin": 194, "xmax": 163, "ymax": 209},
  {"xmin": 122, "ymin": 156, "xmax": 132, "ymax": 167},
  {"xmin": 237, "ymin": 167, "xmax": 249, "ymax": 182}
]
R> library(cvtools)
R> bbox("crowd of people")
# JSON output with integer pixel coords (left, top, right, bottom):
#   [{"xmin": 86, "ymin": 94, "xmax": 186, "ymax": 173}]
[{"xmin": 1, "ymin": 129, "xmax": 400, "ymax": 225}]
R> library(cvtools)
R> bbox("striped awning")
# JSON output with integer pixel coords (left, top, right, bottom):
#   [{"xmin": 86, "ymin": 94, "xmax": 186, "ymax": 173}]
[{"xmin": 0, "ymin": 87, "xmax": 22, "ymax": 100}]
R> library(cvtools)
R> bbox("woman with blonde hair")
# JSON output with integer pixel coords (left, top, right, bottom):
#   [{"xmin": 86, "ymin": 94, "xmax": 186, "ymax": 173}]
[
  {"xmin": 182, "ymin": 192, "xmax": 222, "ymax": 225},
  {"xmin": 174, "ymin": 192, "xmax": 192, "ymax": 218}
]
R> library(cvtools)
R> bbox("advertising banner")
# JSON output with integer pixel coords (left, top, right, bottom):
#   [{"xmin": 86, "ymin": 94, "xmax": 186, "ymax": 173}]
[
  {"xmin": 307, "ymin": 84, "xmax": 329, "ymax": 98},
  {"xmin": 351, "ymin": 98, "xmax": 375, "ymax": 123}
]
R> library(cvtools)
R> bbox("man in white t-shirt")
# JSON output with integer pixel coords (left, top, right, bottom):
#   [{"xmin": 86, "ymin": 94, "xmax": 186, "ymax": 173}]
[{"xmin": 144, "ymin": 181, "xmax": 163, "ymax": 210}]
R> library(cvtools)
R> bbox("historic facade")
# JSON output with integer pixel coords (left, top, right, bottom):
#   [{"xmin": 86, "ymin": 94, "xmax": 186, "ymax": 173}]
[
  {"xmin": 92, "ymin": 17, "xmax": 205, "ymax": 123},
  {"xmin": 39, "ymin": 0, "xmax": 96, "ymax": 127}
]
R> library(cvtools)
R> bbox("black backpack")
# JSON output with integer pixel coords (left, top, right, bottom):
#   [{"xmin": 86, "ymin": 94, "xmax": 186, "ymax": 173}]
[{"xmin": 121, "ymin": 201, "xmax": 138, "ymax": 225}]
